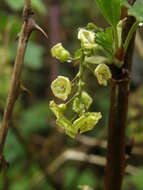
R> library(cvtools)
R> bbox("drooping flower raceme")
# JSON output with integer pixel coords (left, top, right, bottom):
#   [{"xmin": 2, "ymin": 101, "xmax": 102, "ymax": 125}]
[
  {"xmin": 94, "ymin": 64, "xmax": 112, "ymax": 86},
  {"xmin": 49, "ymin": 22, "xmax": 116, "ymax": 138},
  {"xmin": 51, "ymin": 76, "xmax": 71, "ymax": 101},
  {"xmin": 78, "ymin": 28, "xmax": 96, "ymax": 49},
  {"xmin": 51, "ymin": 43, "xmax": 70, "ymax": 62}
]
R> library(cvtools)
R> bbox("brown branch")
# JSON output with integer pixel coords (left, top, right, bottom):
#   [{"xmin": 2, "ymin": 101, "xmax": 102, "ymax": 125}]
[
  {"xmin": 104, "ymin": 1, "xmax": 136, "ymax": 190},
  {"xmin": 0, "ymin": 0, "xmax": 48, "ymax": 163},
  {"xmin": 47, "ymin": 150, "xmax": 137, "ymax": 176},
  {"xmin": 0, "ymin": 0, "xmax": 48, "ymax": 170}
]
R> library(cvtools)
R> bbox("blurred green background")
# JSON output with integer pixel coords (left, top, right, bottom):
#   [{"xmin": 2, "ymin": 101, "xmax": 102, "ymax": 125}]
[{"xmin": 0, "ymin": 0, "xmax": 143, "ymax": 189}]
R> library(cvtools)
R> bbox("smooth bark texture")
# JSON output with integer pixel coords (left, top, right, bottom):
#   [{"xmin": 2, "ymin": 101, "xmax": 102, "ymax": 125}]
[{"xmin": 105, "ymin": 1, "xmax": 136, "ymax": 190}]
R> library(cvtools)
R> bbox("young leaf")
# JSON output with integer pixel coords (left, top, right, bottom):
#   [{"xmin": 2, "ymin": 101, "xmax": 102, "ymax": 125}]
[
  {"xmin": 96, "ymin": 27, "xmax": 113, "ymax": 54},
  {"xmin": 96, "ymin": 0, "xmax": 121, "ymax": 28}
]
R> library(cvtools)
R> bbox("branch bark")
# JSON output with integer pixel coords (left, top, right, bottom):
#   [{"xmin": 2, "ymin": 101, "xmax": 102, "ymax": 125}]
[
  {"xmin": 0, "ymin": 0, "xmax": 34, "ymax": 168},
  {"xmin": 105, "ymin": 1, "xmax": 136, "ymax": 190}
]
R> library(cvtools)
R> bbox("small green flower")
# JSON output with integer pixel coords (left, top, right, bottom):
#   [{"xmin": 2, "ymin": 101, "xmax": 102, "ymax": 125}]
[
  {"xmin": 51, "ymin": 43, "xmax": 70, "ymax": 62},
  {"xmin": 78, "ymin": 28, "xmax": 96, "ymax": 49},
  {"xmin": 50, "ymin": 101, "xmax": 76, "ymax": 138},
  {"xmin": 73, "ymin": 91, "xmax": 93, "ymax": 114},
  {"xmin": 94, "ymin": 64, "xmax": 112, "ymax": 86},
  {"xmin": 73, "ymin": 112, "xmax": 102, "ymax": 134},
  {"xmin": 49, "ymin": 100, "xmax": 63, "ymax": 118},
  {"xmin": 51, "ymin": 76, "xmax": 71, "ymax": 101}
]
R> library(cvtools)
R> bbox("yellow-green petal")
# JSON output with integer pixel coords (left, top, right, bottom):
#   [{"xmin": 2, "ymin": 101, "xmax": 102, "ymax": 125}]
[
  {"xmin": 94, "ymin": 64, "xmax": 112, "ymax": 86},
  {"xmin": 51, "ymin": 76, "xmax": 71, "ymax": 101}
]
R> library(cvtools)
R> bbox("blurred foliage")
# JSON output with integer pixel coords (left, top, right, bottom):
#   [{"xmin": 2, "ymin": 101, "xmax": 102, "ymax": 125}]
[{"xmin": 0, "ymin": 0, "xmax": 143, "ymax": 189}]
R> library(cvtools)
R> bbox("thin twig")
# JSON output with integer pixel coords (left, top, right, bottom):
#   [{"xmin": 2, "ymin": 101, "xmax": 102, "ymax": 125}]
[
  {"xmin": 47, "ymin": 150, "xmax": 138, "ymax": 175},
  {"xmin": 0, "ymin": 0, "xmax": 47, "ymax": 169},
  {"xmin": 77, "ymin": 135, "xmax": 143, "ymax": 157},
  {"xmin": 0, "ymin": 0, "xmax": 32, "ymax": 158}
]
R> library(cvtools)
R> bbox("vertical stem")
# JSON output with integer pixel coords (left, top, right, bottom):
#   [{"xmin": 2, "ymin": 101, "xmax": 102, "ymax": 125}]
[
  {"xmin": 105, "ymin": 79, "xmax": 130, "ymax": 190},
  {"xmin": 105, "ymin": 2, "xmax": 136, "ymax": 190}
]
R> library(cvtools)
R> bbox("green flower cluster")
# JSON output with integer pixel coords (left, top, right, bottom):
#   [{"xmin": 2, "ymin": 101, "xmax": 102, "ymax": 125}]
[{"xmin": 49, "ymin": 23, "xmax": 122, "ymax": 138}]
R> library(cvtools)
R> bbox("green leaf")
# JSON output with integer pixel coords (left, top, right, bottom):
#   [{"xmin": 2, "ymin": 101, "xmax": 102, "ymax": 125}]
[
  {"xmin": 125, "ymin": 0, "xmax": 143, "ymax": 22},
  {"xmin": 96, "ymin": 27, "xmax": 113, "ymax": 54},
  {"xmin": 96, "ymin": 0, "xmax": 121, "ymax": 28}
]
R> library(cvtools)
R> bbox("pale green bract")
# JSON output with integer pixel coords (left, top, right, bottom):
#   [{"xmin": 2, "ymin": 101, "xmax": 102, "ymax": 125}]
[
  {"xmin": 94, "ymin": 64, "xmax": 112, "ymax": 86},
  {"xmin": 85, "ymin": 56, "xmax": 109, "ymax": 65},
  {"xmin": 117, "ymin": 19, "xmax": 125, "ymax": 48},
  {"xmin": 73, "ymin": 91, "xmax": 93, "ymax": 114},
  {"xmin": 78, "ymin": 28, "xmax": 97, "ymax": 49},
  {"xmin": 51, "ymin": 76, "xmax": 71, "ymax": 101},
  {"xmin": 51, "ymin": 43, "xmax": 70, "ymax": 62},
  {"xmin": 73, "ymin": 112, "xmax": 102, "ymax": 134}
]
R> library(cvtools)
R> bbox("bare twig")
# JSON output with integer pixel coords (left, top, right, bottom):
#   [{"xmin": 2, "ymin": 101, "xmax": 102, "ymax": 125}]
[
  {"xmin": 0, "ymin": 0, "xmax": 32, "ymax": 159},
  {"xmin": 47, "ymin": 150, "xmax": 138, "ymax": 175},
  {"xmin": 0, "ymin": 0, "xmax": 47, "ymax": 169},
  {"xmin": 77, "ymin": 135, "xmax": 143, "ymax": 157}
]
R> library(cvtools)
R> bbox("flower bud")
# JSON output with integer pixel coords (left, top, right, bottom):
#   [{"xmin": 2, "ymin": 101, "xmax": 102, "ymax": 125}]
[
  {"xmin": 78, "ymin": 29, "xmax": 96, "ymax": 49},
  {"xmin": 51, "ymin": 43, "xmax": 70, "ymax": 62},
  {"xmin": 51, "ymin": 76, "xmax": 71, "ymax": 101},
  {"xmin": 94, "ymin": 64, "xmax": 112, "ymax": 86}
]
